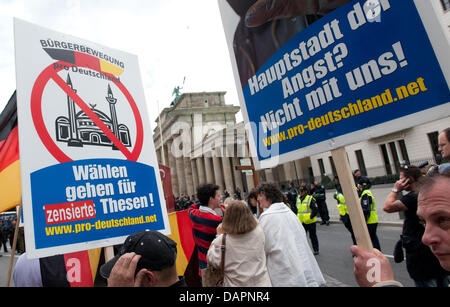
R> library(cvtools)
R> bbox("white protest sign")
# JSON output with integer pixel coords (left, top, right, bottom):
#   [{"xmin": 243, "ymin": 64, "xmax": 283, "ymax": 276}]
[{"xmin": 14, "ymin": 18, "xmax": 170, "ymax": 258}]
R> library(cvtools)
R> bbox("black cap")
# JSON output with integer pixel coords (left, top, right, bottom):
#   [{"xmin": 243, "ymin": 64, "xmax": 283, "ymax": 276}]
[
  {"xmin": 299, "ymin": 186, "xmax": 308, "ymax": 192},
  {"xmin": 100, "ymin": 230, "xmax": 177, "ymax": 279}
]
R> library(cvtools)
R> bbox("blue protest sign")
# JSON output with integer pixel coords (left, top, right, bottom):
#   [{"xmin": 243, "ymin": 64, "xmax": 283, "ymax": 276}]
[{"xmin": 219, "ymin": 0, "xmax": 450, "ymax": 169}]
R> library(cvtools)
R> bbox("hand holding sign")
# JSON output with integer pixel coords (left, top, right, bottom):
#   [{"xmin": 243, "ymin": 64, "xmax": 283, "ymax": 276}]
[{"xmin": 245, "ymin": 0, "xmax": 351, "ymax": 27}]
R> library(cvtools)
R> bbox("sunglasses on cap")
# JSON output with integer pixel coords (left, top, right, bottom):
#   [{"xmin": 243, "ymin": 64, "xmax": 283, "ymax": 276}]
[{"xmin": 427, "ymin": 163, "xmax": 450, "ymax": 176}]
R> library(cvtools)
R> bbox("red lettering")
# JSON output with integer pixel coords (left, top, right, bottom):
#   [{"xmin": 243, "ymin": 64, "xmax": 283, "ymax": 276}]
[{"xmin": 44, "ymin": 200, "xmax": 96, "ymax": 225}]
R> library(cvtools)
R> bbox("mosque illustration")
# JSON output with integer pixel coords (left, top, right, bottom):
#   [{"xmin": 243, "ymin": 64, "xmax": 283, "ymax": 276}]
[{"xmin": 55, "ymin": 74, "xmax": 132, "ymax": 150}]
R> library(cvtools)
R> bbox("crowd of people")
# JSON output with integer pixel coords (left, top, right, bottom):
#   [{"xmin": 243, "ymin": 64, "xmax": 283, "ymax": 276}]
[
  {"xmin": 0, "ymin": 217, "xmax": 22, "ymax": 255},
  {"xmin": 12, "ymin": 128, "xmax": 450, "ymax": 288},
  {"xmin": 102, "ymin": 128, "xmax": 448, "ymax": 288}
]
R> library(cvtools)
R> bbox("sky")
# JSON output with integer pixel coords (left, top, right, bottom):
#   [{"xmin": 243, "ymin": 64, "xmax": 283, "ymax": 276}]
[{"xmin": 0, "ymin": 0, "xmax": 241, "ymax": 125}]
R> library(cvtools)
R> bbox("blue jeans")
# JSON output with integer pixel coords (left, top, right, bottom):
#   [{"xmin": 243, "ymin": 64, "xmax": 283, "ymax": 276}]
[{"xmin": 414, "ymin": 276, "xmax": 449, "ymax": 287}]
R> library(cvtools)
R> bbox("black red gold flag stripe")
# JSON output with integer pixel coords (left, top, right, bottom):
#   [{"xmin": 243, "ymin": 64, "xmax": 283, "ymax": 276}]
[
  {"xmin": 43, "ymin": 48, "xmax": 124, "ymax": 76},
  {"xmin": 0, "ymin": 91, "xmax": 21, "ymax": 213}
]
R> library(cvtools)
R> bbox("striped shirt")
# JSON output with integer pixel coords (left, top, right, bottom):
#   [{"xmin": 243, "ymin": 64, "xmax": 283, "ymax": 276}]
[{"xmin": 188, "ymin": 203, "xmax": 222, "ymax": 274}]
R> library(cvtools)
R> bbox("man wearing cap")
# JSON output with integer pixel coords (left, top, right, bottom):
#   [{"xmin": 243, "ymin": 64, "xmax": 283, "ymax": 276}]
[{"xmin": 100, "ymin": 230, "xmax": 186, "ymax": 287}]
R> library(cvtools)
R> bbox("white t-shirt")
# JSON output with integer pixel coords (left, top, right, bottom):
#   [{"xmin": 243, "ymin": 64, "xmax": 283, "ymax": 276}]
[{"xmin": 13, "ymin": 253, "xmax": 43, "ymax": 287}]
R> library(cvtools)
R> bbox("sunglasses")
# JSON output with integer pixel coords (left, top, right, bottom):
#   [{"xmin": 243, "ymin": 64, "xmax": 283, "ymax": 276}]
[{"xmin": 427, "ymin": 163, "xmax": 450, "ymax": 176}]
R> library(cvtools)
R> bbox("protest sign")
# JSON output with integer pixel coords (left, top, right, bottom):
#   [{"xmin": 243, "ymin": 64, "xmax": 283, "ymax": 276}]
[
  {"xmin": 14, "ymin": 19, "xmax": 170, "ymax": 258},
  {"xmin": 219, "ymin": 0, "xmax": 450, "ymax": 170}
]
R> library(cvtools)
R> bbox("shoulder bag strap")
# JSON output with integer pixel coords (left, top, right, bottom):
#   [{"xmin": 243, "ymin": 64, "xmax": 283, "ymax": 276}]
[{"xmin": 220, "ymin": 234, "xmax": 226, "ymax": 273}]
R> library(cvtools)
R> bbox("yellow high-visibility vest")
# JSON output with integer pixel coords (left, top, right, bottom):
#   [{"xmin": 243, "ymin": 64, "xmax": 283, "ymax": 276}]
[
  {"xmin": 335, "ymin": 193, "xmax": 348, "ymax": 216},
  {"xmin": 360, "ymin": 189, "xmax": 378, "ymax": 224},
  {"xmin": 297, "ymin": 195, "xmax": 317, "ymax": 225}
]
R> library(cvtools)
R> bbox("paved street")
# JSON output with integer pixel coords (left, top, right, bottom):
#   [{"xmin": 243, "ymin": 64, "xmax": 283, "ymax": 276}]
[
  {"xmin": 315, "ymin": 222, "xmax": 414, "ymax": 287},
  {"xmin": 0, "ymin": 250, "xmax": 18, "ymax": 287}
]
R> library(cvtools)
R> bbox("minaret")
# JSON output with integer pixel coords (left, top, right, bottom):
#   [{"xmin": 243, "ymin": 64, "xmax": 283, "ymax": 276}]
[
  {"xmin": 67, "ymin": 74, "xmax": 83, "ymax": 147},
  {"xmin": 106, "ymin": 84, "xmax": 119, "ymax": 150}
]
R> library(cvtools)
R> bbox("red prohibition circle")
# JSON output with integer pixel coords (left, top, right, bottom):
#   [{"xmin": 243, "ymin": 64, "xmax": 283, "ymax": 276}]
[{"xmin": 31, "ymin": 60, "xmax": 144, "ymax": 163}]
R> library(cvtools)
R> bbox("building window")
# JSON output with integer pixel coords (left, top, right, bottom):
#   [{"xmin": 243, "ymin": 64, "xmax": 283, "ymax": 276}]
[
  {"xmin": 428, "ymin": 131, "xmax": 440, "ymax": 163},
  {"xmin": 380, "ymin": 144, "xmax": 392, "ymax": 175},
  {"xmin": 397, "ymin": 140, "xmax": 410, "ymax": 165},
  {"xmin": 355, "ymin": 150, "xmax": 368, "ymax": 176},
  {"xmin": 308, "ymin": 167, "xmax": 314, "ymax": 182},
  {"xmin": 328, "ymin": 156, "xmax": 337, "ymax": 178},
  {"xmin": 318, "ymin": 159, "xmax": 326, "ymax": 177},
  {"xmin": 389, "ymin": 142, "xmax": 401, "ymax": 174},
  {"xmin": 442, "ymin": 0, "xmax": 450, "ymax": 11}
]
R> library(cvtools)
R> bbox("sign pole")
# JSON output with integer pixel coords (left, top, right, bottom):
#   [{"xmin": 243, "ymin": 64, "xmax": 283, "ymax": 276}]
[
  {"xmin": 6, "ymin": 201, "xmax": 23, "ymax": 287},
  {"xmin": 104, "ymin": 246, "xmax": 115, "ymax": 262},
  {"xmin": 331, "ymin": 147, "xmax": 373, "ymax": 253}
]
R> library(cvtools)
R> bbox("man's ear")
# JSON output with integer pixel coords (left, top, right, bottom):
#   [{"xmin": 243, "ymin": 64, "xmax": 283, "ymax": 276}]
[{"xmin": 135, "ymin": 269, "xmax": 158, "ymax": 287}]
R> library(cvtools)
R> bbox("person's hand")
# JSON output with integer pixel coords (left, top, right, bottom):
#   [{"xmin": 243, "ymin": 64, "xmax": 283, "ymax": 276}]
[
  {"xmin": 350, "ymin": 246, "xmax": 394, "ymax": 287},
  {"xmin": 245, "ymin": 0, "xmax": 351, "ymax": 27},
  {"xmin": 220, "ymin": 204, "xmax": 228, "ymax": 214},
  {"xmin": 107, "ymin": 253, "xmax": 141, "ymax": 287},
  {"xmin": 394, "ymin": 177, "xmax": 410, "ymax": 193},
  {"xmin": 216, "ymin": 223, "xmax": 224, "ymax": 235},
  {"xmin": 245, "ymin": 0, "xmax": 319, "ymax": 27}
]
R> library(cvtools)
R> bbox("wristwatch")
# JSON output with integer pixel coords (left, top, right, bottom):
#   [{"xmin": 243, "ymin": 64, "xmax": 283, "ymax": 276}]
[{"xmin": 392, "ymin": 188, "xmax": 398, "ymax": 193}]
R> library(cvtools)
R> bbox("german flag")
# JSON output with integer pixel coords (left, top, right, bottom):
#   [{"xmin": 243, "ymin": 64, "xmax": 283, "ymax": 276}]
[
  {"xmin": 39, "ymin": 249, "xmax": 102, "ymax": 287},
  {"xmin": 167, "ymin": 210, "xmax": 196, "ymax": 276},
  {"xmin": 0, "ymin": 92, "xmax": 21, "ymax": 213},
  {"xmin": 43, "ymin": 48, "xmax": 124, "ymax": 77}
]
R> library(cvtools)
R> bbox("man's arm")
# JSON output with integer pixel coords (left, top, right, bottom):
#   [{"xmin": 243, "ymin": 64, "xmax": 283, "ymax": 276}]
[
  {"xmin": 310, "ymin": 199, "xmax": 319, "ymax": 219},
  {"xmin": 383, "ymin": 178, "xmax": 409, "ymax": 213},
  {"xmin": 360, "ymin": 194, "xmax": 371, "ymax": 221},
  {"xmin": 383, "ymin": 193, "xmax": 408, "ymax": 213}
]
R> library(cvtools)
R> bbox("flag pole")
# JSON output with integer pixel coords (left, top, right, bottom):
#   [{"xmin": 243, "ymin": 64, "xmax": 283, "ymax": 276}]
[
  {"xmin": 156, "ymin": 100, "xmax": 166, "ymax": 165},
  {"xmin": 6, "ymin": 200, "xmax": 23, "ymax": 287}
]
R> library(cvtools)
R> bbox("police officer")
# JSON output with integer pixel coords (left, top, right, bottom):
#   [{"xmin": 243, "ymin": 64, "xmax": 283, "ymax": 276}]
[
  {"xmin": 334, "ymin": 184, "xmax": 356, "ymax": 245},
  {"xmin": 287, "ymin": 181, "xmax": 298, "ymax": 215},
  {"xmin": 310, "ymin": 181, "xmax": 330, "ymax": 226},
  {"xmin": 358, "ymin": 180, "xmax": 381, "ymax": 251},
  {"xmin": 297, "ymin": 186, "xmax": 320, "ymax": 255}
]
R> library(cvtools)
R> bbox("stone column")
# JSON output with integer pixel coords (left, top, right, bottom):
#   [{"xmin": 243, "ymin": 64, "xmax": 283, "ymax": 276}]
[
  {"xmin": 184, "ymin": 158, "xmax": 194, "ymax": 197},
  {"xmin": 246, "ymin": 173, "xmax": 255, "ymax": 192},
  {"xmin": 221, "ymin": 157, "xmax": 234, "ymax": 196},
  {"xmin": 232, "ymin": 157, "xmax": 244, "ymax": 195},
  {"xmin": 156, "ymin": 148, "xmax": 162, "ymax": 164},
  {"xmin": 176, "ymin": 157, "xmax": 187, "ymax": 195},
  {"xmin": 163, "ymin": 144, "xmax": 170, "ymax": 167},
  {"xmin": 204, "ymin": 157, "xmax": 214, "ymax": 184},
  {"xmin": 265, "ymin": 168, "xmax": 275, "ymax": 183},
  {"xmin": 196, "ymin": 157, "xmax": 206, "ymax": 185},
  {"xmin": 283, "ymin": 162, "xmax": 297, "ymax": 182},
  {"xmin": 212, "ymin": 155, "xmax": 225, "ymax": 192},
  {"xmin": 167, "ymin": 140, "xmax": 179, "ymax": 197},
  {"xmin": 190, "ymin": 159, "xmax": 199, "ymax": 195}
]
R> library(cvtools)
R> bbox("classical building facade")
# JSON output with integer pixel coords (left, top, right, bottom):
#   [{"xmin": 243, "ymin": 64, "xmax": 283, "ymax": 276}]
[
  {"xmin": 154, "ymin": 92, "xmax": 318, "ymax": 197},
  {"xmin": 153, "ymin": 92, "xmax": 241, "ymax": 197},
  {"xmin": 154, "ymin": 92, "xmax": 449, "ymax": 197}
]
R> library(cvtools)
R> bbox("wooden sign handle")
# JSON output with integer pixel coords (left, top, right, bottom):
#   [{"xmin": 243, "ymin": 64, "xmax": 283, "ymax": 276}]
[
  {"xmin": 6, "ymin": 202, "xmax": 23, "ymax": 287},
  {"xmin": 104, "ymin": 246, "xmax": 115, "ymax": 262},
  {"xmin": 331, "ymin": 147, "xmax": 373, "ymax": 253}
]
